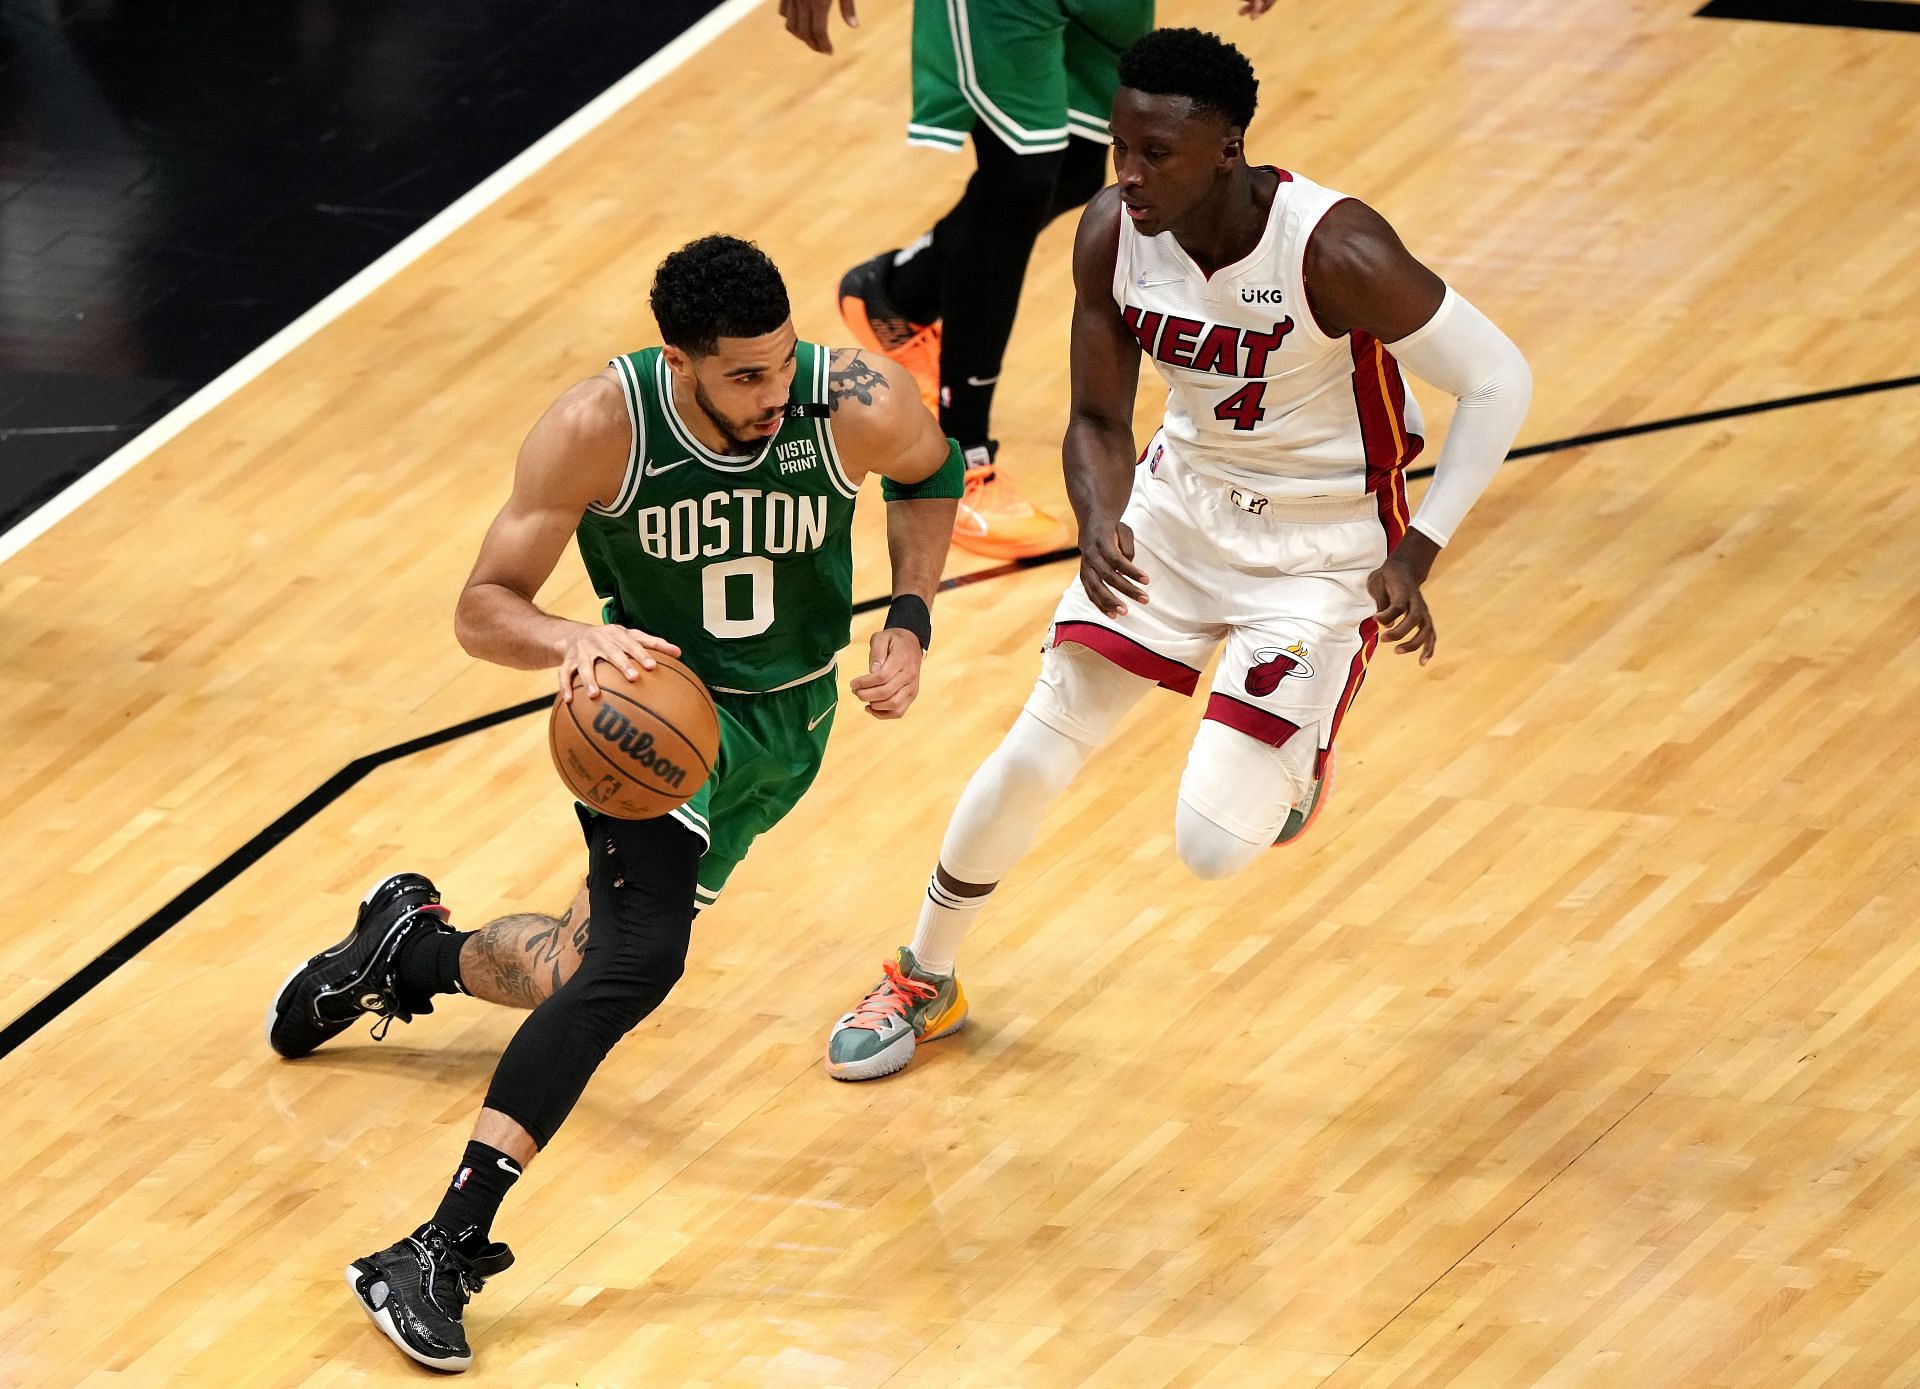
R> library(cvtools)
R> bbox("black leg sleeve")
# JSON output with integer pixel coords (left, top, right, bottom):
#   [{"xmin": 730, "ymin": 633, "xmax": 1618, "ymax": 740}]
[
  {"xmin": 935, "ymin": 126, "xmax": 1073, "ymax": 447},
  {"xmin": 481, "ymin": 813, "xmax": 701, "ymax": 1147},
  {"xmin": 1046, "ymin": 135, "xmax": 1110, "ymax": 224}
]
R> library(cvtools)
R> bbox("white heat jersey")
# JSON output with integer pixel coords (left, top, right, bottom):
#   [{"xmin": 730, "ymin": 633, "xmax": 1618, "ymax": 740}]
[{"xmin": 1112, "ymin": 169, "xmax": 1426, "ymax": 508}]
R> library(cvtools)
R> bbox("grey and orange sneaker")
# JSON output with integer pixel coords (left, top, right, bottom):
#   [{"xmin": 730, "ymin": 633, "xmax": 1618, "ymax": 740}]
[
  {"xmin": 1275, "ymin": 749, "xmax": 1335, "ymax": 847},
  {"xmin": 825, "ymin": 947, "xmax": 968, "ymax": 1081}
]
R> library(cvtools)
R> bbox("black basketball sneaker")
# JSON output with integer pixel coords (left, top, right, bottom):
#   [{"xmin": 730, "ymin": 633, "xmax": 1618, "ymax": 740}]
[
  {"xmin": 837, "ymin": 251, "xmax": 940, "ymax": 414},
  {"xmin": 265, "ymin": 872, "xmax": 453, "ymax": 1058},
  {"xmin": 347, "ymin": 1221, "xmax": 514, "ymax": 1372}
]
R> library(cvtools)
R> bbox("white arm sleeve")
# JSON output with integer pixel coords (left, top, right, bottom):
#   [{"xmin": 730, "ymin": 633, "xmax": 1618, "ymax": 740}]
[{"xmin": 1386, "ymin": 286, "xmax": 1532, "ymax": 547}]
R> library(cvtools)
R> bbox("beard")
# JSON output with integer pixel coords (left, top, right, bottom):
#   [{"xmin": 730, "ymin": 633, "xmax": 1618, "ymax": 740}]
[{"xmin": 694, "ymin": 379, "xmax": 782, "ymax": 455}]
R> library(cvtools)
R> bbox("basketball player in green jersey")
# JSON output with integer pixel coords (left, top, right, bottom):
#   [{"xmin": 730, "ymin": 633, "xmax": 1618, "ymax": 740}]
[{"xmin": 264, "ymin": 236, "xmax": 964, "ymax": 1372}]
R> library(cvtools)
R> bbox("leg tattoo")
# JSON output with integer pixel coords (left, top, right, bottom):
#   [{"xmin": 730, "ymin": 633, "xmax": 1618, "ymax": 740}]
[{"xmin": 459, "ymin": 899, "xmax": 592, "ymax": 1009}]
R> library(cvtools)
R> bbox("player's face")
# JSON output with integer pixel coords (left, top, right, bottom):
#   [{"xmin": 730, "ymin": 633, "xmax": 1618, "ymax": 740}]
[
  {"xmin": 676, "ymin": 322, "xmax": 799, "ymax": 454},
  {"xmin": 1109, "ymin": 88, "xmax": 1242, "ymax": 238}
]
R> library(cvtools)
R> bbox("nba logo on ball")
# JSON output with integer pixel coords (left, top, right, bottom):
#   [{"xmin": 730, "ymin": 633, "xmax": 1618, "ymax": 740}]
[{"xmin": 1245, "ymin": 639, "xmax": 1312, "ymax": 696}]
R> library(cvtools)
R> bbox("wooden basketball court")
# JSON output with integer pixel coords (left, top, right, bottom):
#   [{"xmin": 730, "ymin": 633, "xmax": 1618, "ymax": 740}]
[{"xmin": 4, "ymin": 1, "xmax": 1919, "ymax": 1383}]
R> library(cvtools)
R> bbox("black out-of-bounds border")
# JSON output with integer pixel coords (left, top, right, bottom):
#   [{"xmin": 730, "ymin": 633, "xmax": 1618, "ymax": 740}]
[
  {"xmin": 3, "ymin": 369, "xmax": 1916, "ymax": 1061},
  {"xmin": 1697, "ymin": 0, "xmax": 1920, "ymax": 32}
]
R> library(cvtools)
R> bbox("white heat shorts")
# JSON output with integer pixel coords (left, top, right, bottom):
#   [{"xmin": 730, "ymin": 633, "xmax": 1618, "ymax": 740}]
[{"xmin": 1042, "ymin": 432, "xmax": 1394, "ymax": 770}]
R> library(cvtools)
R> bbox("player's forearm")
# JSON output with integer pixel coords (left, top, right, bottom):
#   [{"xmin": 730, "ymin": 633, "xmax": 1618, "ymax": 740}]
[
  {"xmin": 1391, "ymin": 288, "xmax": 1532, "ymax": 551},
  {"xmin": 455, "ymin": 582, "xmax": 589, "ymax": 670},
  {"xmin": 884, "ymin": 497, "xmax": 955, "ymax": 603},
  {"xmin": 1063, "ymin": 415, "xmax": 1136, "ymax": 529}
]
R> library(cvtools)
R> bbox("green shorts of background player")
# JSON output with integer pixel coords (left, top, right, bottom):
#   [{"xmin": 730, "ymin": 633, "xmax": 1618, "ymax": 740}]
[
  {"xmin": 264, "ymin": 235, "xmax": 962, "ymax": 1373},
  {"xmin": 781, "ymin": 0, "xmax": 1274, "ymax": 561}
]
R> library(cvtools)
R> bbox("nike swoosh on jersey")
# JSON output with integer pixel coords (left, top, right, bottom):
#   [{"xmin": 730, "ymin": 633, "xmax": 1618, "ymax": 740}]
[
  {"xmin": 807, "ymin": 704, "xmax": 837, "ymax": 731},
  {"xmin": 643, "ymin": 457, "xmax": 691, "ymax": 477}
]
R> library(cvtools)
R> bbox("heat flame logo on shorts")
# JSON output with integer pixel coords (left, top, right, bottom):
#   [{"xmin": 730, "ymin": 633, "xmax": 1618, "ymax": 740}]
[{"xmin": 1245, "ymin": 639, "xmax": 1313, "ymax": 697}]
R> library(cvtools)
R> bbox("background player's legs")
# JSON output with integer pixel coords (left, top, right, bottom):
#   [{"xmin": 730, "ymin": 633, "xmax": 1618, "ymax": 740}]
[
  {"xmin": 887, "ymin": 128, "xmax": 1108, "ymax": 446},
  {"xmin": 1173, "ymin": 720, "xmax": 1318, "ymax": 881}
]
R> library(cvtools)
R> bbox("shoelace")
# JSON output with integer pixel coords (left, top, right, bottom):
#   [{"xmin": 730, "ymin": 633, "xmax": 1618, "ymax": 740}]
[
  {"xmin": 845, "ymin": 959, "xmax": 937, "ymax": 1033},
  {"xmin": 411, "ymin": 1232, "xmax": 492, "ymax": 1314},
  {"xmin": 367, "ymin": 903, "xmax": 452, "ymax": 1041}
]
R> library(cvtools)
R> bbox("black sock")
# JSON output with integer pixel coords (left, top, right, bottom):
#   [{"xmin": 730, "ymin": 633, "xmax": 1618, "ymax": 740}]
[
  {"xmin": 939, "ymin": 383, "xmax": 996, "ymax": 458},
  {"xmin": 396, "ymin": 927, "xmax": 468, "ymax": 1004},
  {"xmin": 432, "ymin": 1140, "xmax": 522, "ymax": 1241}
]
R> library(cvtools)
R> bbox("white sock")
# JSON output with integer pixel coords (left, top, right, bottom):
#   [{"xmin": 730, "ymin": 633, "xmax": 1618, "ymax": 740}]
[{"xmin": 909, "ymin": 875, "xmax": 988, "ymax": 977}]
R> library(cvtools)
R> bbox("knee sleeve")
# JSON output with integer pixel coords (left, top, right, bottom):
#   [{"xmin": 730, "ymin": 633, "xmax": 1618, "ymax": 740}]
[
  {"xmin": 1175, "ymin": 801, "xmax": 1267, "ymax": 881},
  {"xmin": 483, "ymin": 814, "xmax": 700, "ymax": 1146},
  {"xmin": 1174, "ymin": 720, "xmax": 1318, "ymax": 881}
]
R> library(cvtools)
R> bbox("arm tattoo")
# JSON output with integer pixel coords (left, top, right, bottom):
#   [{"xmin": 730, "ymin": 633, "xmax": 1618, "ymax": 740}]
[
  {"xmin": 462, "ymin": 904, "xmax": 590, "ymax": 1008},
  {"xmin": 829, "ymin": 350, "xmax": 888, "ymax": 412}
]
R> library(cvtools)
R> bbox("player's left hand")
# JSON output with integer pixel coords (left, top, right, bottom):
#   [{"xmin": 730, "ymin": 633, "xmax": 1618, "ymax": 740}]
[
  {"xmin": 780, "ymin": 0, "xmax": 858, "ymax": 53},
  {"xmin": 851, "ymin": 627, "xmax": 923, "ymax": 718},
  {"xmin": 1366, "ymin": 559, "xmax": 1437, "ymax": 665}
]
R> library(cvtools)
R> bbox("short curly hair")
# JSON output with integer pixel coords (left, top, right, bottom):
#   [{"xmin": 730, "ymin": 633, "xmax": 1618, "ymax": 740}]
[
  {"xmin": 650, "ymin": 235, "xmax": 790, "ymax": 356},
  {"xmin": 1117, "ymin": 29, "xmax": 1259, "ymax": 132}
]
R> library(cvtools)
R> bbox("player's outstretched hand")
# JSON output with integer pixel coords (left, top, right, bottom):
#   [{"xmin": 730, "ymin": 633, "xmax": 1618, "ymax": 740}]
[
  {"xmin": 852, "ymin": 627, "xmax": 923, "ymax": 719},
  {"xmin": 1366, "ymin": 560, "xmax": 1437, "ymax": 665},
  {"xmin": 1237, "ymin": 0, "xmax": 1279, "ymax": 16},
  {"xmin": 1079, "ymin": 518, "xmax": 1148, "ymax": 619},
  {"xmin": 558, "ymin": 624, "xmax": 683, "ymax": 703},
  {"xmin": 780, "ymin": 0, "xmax": 858, "ymax": 53}
]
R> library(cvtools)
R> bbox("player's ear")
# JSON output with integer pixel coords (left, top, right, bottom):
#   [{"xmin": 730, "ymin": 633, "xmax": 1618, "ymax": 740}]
[
  {"xmin": 1219, "ymin": 130, "xmax": 1244, "ymax": 167},
  {"xmin": 661, "ymin": 344, "xmax": 693, "ymax": 379}
]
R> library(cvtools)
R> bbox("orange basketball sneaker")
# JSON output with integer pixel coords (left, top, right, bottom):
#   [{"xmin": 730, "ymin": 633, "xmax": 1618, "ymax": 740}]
[
  {"xmin": 837, "ymin": 252, "xmax": 941, "ymax": 416},
  {"xmin": 954, "ymin": 442, "xmax": 1071, "ymax": 560}
]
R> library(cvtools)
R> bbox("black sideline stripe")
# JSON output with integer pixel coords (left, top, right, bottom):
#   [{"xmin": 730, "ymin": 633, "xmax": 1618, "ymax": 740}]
[
  {"xmin": 1697, "ymin": 0, "xmax": 1920, "ymax": 33},
  {"xmin": 3, "ymin": 370, "xmax": 1916, "ymax": 1060}
]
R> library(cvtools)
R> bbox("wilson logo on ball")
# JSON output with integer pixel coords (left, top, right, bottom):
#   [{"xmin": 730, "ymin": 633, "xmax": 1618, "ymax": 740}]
[{"xmin": 590, "ymin": 704, "xmax": 689, "ymax": 788}]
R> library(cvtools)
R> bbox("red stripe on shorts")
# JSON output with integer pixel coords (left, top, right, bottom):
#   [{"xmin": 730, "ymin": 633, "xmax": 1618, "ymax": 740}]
[
  {"xmin": 1203, "ymin": 692, "xmax": 1303, "ymax": 748},
  {"xmin": 1051, "ymin": 620, "xmax": 1200, "ymax": 696},
  {"xmin": 1319, "ymin": 619, "xmax": 1381, "ymax": 778}
]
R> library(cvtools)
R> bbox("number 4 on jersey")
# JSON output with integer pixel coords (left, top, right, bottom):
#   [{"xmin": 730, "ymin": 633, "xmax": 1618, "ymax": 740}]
[{"xmin": 1214, "ymin": 381, "xmax": 1268, "ymax": 431}]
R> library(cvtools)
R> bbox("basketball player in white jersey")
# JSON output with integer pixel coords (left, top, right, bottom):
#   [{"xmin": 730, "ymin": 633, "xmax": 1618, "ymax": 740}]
[{"xmin": 825, "ymin": 27, "xmax": 1533, "ymax": 1079}]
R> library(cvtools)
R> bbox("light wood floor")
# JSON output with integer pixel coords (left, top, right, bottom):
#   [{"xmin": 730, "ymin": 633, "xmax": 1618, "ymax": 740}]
[{"xmin": 5, "ymin": 0, "xmax": 1920, "ymax": 1384}]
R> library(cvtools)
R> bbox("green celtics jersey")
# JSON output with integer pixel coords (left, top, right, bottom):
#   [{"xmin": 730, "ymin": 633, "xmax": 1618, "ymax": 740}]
[{"xmin": 576, "ymin": 342, "xmax": 860, "ymax": 694}]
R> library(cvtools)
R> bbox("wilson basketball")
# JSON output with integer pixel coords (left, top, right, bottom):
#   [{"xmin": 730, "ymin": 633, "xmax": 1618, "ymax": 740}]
[{"xmin": 549, "ymin": 654, "xmax": 719, "ymax": 819}]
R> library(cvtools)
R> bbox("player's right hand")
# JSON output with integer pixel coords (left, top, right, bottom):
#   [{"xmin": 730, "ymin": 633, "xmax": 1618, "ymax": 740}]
[
  {"xmin": 557, "ymin": 624, "xmax": 682, "ymax": 704},
  {"xmin": 779, "ymin": 0, "xmax": 857, "ymax": 53},
  {"xmin": 1079, "ymin": 519, "xmax": 1149, "ymax": 618}
]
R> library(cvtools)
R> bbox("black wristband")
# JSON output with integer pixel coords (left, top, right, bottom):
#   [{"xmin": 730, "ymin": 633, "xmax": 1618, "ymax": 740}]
[{"xmin": 884, "ymin": 594, "xmax": 932, "ymax": 651}]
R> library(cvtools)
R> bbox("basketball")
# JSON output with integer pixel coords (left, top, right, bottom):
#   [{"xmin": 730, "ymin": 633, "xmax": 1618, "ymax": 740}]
[{"xmin": 548, "ymin": 654, "xmax": 719, "ymax": 819}]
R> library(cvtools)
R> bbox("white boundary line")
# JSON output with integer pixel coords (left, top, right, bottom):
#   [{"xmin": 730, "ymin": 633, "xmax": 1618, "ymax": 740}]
[{"xmin": 0, "ymin": 0, "xmax": 760, "ymax": 568}]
